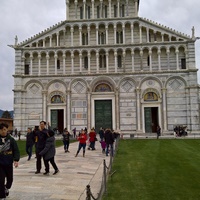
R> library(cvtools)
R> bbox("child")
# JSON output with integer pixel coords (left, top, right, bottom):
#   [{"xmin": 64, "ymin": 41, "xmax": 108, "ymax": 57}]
[
  {"xmin": 75, "ymin": 129, "xmax": 87, "ymax": 157},
  {"xmin": 39, "ymin": 130, "xmax": 59, "ymax": 175},
  {"xmin": 0, "ymin": 123, "xmax": 20, "ymax": 199},
  {"xmin": 100, "ymin": 139, "xmax": 106, "ymax": 153}
]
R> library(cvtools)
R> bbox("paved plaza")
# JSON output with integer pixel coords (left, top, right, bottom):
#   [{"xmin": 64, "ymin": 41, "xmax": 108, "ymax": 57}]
[{"xmin": 8, "ymin": 139, "xmax": 109, "ymax": 200}]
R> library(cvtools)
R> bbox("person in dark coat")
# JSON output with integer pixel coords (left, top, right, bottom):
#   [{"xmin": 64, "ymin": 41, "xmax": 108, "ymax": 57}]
[
  {"xmin": 34, "ymin": 121, "xmax": 48, "ymax": 174},
  {"xmin": 39, "ymin": 129, "xmax": 59, "ymax": 175},
  {"xmin": 62, "ymin": 128, "xmax": 71, "ymax": 153},
  {"xmin": 157, "ymin": 125, "xmax": 161, "ymax": 139},
  {"xmin": 99, "ymin": 127, "xmax": 105, "ymax": 141},
  {"xmin": 0, "ymin": 123, "xmax": 20, "ymax": 199},
  {"xmin": 25, "ymin": 128, "xmax": 35, "ymax": 161},
  {"xmin": 104, "ymin": 129, "xmax": 115, "ymax": 156}
]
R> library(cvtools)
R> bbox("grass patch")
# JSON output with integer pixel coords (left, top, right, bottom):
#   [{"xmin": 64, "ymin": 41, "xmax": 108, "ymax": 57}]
[
  {"xmin": 103, "ymin": 139, "xmax": 200, "ymax": 200},
  {"xmin": 16, "ymin": 138, "xmax": 65, "ymax": 157}
]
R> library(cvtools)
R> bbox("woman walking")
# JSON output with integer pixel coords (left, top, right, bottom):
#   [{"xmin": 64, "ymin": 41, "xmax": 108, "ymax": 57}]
[
  {"xmin": 75, "ymin": 129, "xmax": 87, "ymax": 157},
  {"xmin": 39, "ymin": 130, "xmax": 59, "ymax": 175},
  {"xmin": 88, "ymin": 128, "xmax": 96, "ymax": 150}
]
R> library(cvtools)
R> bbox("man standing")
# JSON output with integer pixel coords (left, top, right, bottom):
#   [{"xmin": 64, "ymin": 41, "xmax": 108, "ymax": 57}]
[
  {"xmin": 99, "ymin": 127, "xmax": 105, "ymax": 141},
  {"xmin": 0, "ymin": 123, "xmax": 20, "ymax": 199},
  {"xmin": 34, "ymin": 121, "xmax": 48, "ymax": 174},
  {"xmin": 25, "ymin": 128, "xmax": 35, "ymax": 161},
  {"xmin": 104, "ymin": 129, "xmax": 114, "ymax": 157}
]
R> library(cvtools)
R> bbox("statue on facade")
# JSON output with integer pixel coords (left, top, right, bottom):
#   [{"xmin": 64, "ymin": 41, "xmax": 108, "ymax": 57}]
[{"xmin": 15, "ymin": 35, "xmax": 18, "ymax": 46}]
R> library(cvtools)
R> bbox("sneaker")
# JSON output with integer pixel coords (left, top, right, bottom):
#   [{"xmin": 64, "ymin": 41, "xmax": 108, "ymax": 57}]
[
  {"xmin": 35, "ymin": 171, "xmax": 40, "ymax": 174},
  {"xmin": 43, "ymin": 172, "xmax": 49, "ymax": 175},
  {"xmin": 5, "ymin": 187, "xmax": 9, "ymax": 196},
  {"xmin": 53, "ymin": 170, "xmax": 59, "ymax": 175}
]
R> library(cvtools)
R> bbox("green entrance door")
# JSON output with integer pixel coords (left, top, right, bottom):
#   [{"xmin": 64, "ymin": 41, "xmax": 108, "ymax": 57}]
[
  {"xmin": 95, "ymin": 100, "xmax": 112, "ymax": 132},
  {"xmin": 51, "ymin": 109, "xmax": 64, "ymax": 134},
  {"xmin": 144, "ymin": 107, "xmax": 158, "ymax": 133}
]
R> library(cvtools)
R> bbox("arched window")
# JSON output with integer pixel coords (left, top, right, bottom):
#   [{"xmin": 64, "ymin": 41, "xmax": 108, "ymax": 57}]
[
  {"xmin": 51, "ymin": 95, "xmax": 64, "ymax": 103},
  {"xmin": 80, "ymin": 6, "xmax": 83, "ymax": 19},
  {"xmin": 95, "ymin": 83, "xmax": 112, "ymax": 92},
  {"xmin": 82, "ymin": 33, "xmax": 88, "ymax": 45},
  {"xmin": 99, "ymin": 54, "xmax": 106, "ymax": 68},
  {"xmin": 118, "ymin": 55, "xmax": 122, "ymax": 68},
  {"xmin": 116, "ymin": 31, "xmax": 123, "ymax": 44},
  {"xmin": 84, "ymin": 56, "xmax": 88, "ymax": 69},
  {"xmin": 144, "ymin": 92, "xmax": 158, "ymax": 101}
]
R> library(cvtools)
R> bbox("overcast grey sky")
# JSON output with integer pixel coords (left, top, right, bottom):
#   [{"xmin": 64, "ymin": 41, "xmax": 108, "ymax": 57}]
[{"xmin": 0, "ymin": 0, "xmax": 200, "ymax": 111}]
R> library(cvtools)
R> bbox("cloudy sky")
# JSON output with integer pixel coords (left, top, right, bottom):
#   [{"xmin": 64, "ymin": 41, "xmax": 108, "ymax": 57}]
[{"xmin": 0, "ymin": 0, "xmax": 200, "ymax": 111}]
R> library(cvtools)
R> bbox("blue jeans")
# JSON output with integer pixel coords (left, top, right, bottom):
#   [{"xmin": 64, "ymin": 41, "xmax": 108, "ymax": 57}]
[
  {"xmin": 106, "ymin": 143, "xmax": 113, "ymax": 156},
  {"xmin": 63, "ymin": 140, "xmax": 69, "ymax": 151},
  {"xmin": 77, "ymin": 143, "xmax": 86, "ymax": 153},
  {"xmin": 26, "ymin": 144, "xmax": 33, "ymax": 159}
]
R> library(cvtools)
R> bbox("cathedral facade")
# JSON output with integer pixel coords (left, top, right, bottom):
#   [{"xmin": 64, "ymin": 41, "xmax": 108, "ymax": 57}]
[{"xmin": 12, "ymin": 0, "xmax": 200, "ymax": 135}]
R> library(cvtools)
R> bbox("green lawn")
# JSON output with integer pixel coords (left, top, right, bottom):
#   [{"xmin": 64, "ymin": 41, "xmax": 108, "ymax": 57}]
[
  {"xmin": 16, "ymin": 138, "xmax": 64, "ymax": 157},
  {"xmin": 103, "ymin": 139, "xmax": 200, "ymax": 200}
]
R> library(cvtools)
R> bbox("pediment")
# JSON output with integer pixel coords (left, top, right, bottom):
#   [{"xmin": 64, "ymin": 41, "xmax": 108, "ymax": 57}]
[
  {"xmin": 12, "ymin": 16, "xmax": 191, "ymax": 49},
  {"xmin": 139, "ymin": 18, "xmax": 191, "ymax": 41},
  {"xmin": 17, "ymin": 20, "xmax": 67, "ymax": 48}
]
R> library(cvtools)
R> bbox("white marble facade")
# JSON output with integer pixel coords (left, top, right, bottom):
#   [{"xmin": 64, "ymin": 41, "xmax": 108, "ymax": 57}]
[{"xmin": 12, "ymin": 0, "xmax": 200, "ymax": 135}]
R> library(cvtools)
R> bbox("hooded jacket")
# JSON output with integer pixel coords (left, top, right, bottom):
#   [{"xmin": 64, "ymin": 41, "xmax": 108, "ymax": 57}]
[{"xmin": 39, "ymin": 136, "xmax": 56, "ymax": 160}]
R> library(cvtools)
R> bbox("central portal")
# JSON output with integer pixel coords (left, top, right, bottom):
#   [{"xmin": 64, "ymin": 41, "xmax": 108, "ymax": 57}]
[
  {"xmin": 50, "ymin": 109, "xmax": 64, "ymax": 134},
  {"xmin": 144, "ymin": 107, "xmax": 159, "ymax": 133},
  {"xmin": 95, "ymin": 100, "xmax": 112, "ymax": 132}
]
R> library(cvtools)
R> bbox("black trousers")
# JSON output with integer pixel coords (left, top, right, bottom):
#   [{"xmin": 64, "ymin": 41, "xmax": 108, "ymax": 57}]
[
  {"xmin": 63, "ymin": 140, "xmax": 69, "ymax": 151},
  {"xmin": 0, "ymin": 164, "xmax": 13, "ymax": 198},
  {"xmin": 44, "ymin": 157, "xmax": 58, "ymax": 173},
  {"xmin": 36, "ymin": 151, "xmax": 45, "ymax": 172}
]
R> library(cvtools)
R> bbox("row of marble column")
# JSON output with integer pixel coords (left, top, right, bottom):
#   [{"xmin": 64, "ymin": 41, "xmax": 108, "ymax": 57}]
[
  {"xmin": 33, "ymin": 23, "xmax": 178, "ymax": 48},
  {"xmin": 65, "ymin": 0, "xmax": 138, "ymax": 20},
  {"xmin": 23, "ymin": 48, "xmax": 185, "ymax": 75}
]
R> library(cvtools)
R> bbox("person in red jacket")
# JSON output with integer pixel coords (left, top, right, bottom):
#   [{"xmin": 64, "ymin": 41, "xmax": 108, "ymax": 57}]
[
  {"xmin": 88, "ymin": 128, "xmax": 96, "ymax": 150},
  {"xmin": 75, "ymin": 129, "xmax": 87, "ymax": 157}
]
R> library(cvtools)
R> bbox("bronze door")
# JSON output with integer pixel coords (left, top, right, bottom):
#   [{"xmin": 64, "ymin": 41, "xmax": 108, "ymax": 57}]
[{"xmin": 95, "ymin": 100, "xmax": 112, "ymax": 132}]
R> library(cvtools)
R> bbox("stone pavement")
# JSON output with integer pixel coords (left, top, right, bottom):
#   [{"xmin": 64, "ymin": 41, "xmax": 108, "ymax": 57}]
[{"xmin": 8, "ymin": 139, "xmax": 110, "ymax": 200}]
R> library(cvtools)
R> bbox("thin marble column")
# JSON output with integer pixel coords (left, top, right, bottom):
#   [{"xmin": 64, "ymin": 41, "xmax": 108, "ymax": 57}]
[
  {"xmin": 114, "ymin": 50, "xmax": 117, "ymax": 72},
  {"xmin": 176, "ymin": 49, "xmax": 179, "ymax": 70},
  {"xmin": 38, "ymin": 54, "xmax": 41, "ymax": 76},
  {"xmin": 42, "ymin": 90, "xmax": 47, "ymax": 122},
  {"xmin": 115, "ymin": 88, "xmax": 120, "ymax": 130},
  {"xmin": 46, "ymin": 54, "xmax": 49, "ymax": 75},
  {"xmin": 136, "ymin": 88, "xmax": 141, "ymax": 131},
  {"xmin": 71, "ymin": 53, "xmax": 74, "ymax": 74},
  {"xmin": 54, "ymin": 54, "xmax": 58, "ymax": 75},
  {"xmin": 63, "ymin": 54, "xmax": 66, "ymax": 74},
  {"xmin": 71, "ymin": 27, "xmax": 74, "ymax": 46},
  {"xmin": 162, "ymin": 88, "xmax": 167, "ymax": 131},
  {"xmin": 30, "ymin": 54, "xmax": 33, "ymax": 75},
  {"xmin": 67, "ymin": 90, "xmax": 71, "ymax": 131},
  {"xmin": 131, "ymin": 50, "xmax": 134, "ymax": 72}
]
